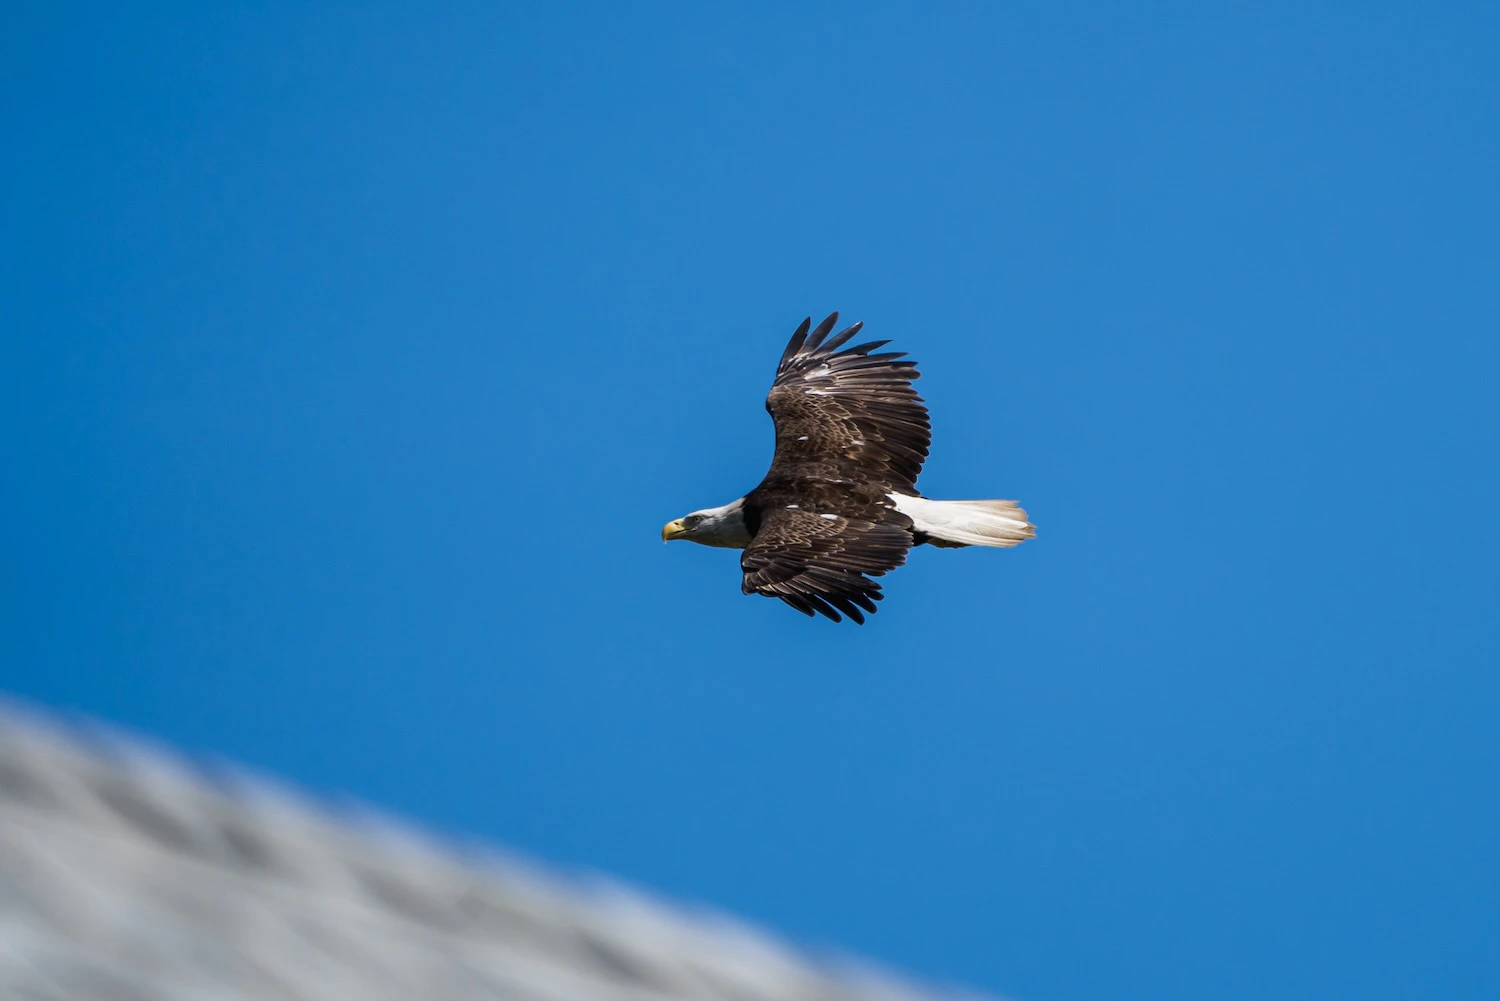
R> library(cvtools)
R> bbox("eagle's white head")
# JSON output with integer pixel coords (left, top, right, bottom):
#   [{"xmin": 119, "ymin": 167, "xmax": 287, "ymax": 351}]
[{"xmin": 661, "ymin": 498, "xmax": 752, "ymax": 549}]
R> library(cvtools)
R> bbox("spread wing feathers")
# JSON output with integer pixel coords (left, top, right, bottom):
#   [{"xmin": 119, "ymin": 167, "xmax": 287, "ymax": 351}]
[
  {"xmin": 767, "ymin": 312, "xmax": 931, "ymax": 494},
  {"xmin": 741, "ymin": 511, "xmax": 913, "ymax": 624}
]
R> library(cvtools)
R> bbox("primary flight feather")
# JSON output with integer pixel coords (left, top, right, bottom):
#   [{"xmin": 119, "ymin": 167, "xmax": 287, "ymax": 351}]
[{"xmin": 663, "ymin": 313, "xmax": 1034, "ymax": 624}]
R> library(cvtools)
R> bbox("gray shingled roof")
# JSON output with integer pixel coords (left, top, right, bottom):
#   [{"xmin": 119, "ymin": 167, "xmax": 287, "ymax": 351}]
[{"xmin": 0, "ymin": 705, "xmax": 1002, "ymax": 1001}]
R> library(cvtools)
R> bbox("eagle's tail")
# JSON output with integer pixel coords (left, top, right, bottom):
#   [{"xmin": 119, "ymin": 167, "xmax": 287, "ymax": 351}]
[{"xmin": 891, "ymin": 494, "xmax": 1035, "ymax": 549}]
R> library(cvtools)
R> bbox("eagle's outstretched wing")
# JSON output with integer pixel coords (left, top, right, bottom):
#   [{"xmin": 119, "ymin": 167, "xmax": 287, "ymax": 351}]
[
  {"xmin": 740, "ymin": 508, "xmax": 912, "ymax": 624},
  {"xmin": 763, "ymin": 312, "xmax": 930, "ymax": 494},
  {"xmin": 739, "ymin": 312, "xmax": 933, "ymax": 623}
]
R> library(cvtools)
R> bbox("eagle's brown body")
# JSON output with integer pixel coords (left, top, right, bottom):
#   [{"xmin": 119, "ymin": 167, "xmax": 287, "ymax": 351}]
[{"xmin": 663, "ymin": 313, "xmax": 1033, "ymax": 623}]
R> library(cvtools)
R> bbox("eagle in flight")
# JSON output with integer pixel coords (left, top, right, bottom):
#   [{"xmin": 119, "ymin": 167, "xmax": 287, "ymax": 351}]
[{"xmin": 663, "ymin": 313, "xmax": 1034, "ymax": 623}]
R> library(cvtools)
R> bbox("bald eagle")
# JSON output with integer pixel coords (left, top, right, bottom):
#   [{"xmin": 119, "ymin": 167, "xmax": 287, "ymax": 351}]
[{"xmin": 663, "ymin": 313, "xmax": 1034, "ymax": 624}]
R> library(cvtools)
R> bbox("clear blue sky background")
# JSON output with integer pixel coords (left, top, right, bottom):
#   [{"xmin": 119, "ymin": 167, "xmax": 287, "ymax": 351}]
[{"xmin": 3, "ymin": 5, "xmax": 1497, "ymax": 1000}]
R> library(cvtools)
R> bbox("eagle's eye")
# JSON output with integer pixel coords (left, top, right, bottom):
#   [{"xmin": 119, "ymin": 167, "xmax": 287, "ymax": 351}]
[{"xmin": 684, "ymin": 514, "xmax": 703, "ymax": 530}]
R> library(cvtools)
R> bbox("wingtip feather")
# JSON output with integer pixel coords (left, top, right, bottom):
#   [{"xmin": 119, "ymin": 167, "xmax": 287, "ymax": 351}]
[
  {"xmin": 804, "ymin": 312, "xmax": 840, "ymax": 352},
  {"xmin": 779, "ymin": 317, "xmax": 813, "ymax": 369},
  {"xmin": 821, "ymin": 321, "xmax": 865, "ymax": 354}
]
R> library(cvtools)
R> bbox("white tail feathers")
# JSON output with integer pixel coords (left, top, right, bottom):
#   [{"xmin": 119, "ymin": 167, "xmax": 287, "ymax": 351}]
[{"xmin": 891, "ymin": 493, "xmax": 1036, "ymax": 548}]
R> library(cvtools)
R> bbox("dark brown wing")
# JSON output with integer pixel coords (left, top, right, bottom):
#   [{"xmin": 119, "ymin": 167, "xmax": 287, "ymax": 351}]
[
  {"xmin": 764, "ymin": 312, "xmax": 930, "ymax": 494},
  {"xmin": 740, "ymin": 505, "xmax": 913, "ymax": 624}
]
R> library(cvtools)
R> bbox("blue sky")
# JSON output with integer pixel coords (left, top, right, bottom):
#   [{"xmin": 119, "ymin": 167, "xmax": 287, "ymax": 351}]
[{"xmin": 3, "ymin": 4, "xmax": 1498, "ymax": 999}]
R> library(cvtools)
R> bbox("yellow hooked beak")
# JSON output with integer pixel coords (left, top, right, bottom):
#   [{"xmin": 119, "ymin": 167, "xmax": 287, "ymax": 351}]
[{"xmin": 662, "ymin": 518, "xmax": 689, "ymax": 542}]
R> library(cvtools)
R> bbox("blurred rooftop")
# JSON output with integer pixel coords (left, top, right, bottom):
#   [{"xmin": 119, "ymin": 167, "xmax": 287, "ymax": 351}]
[{"xmin": 0, "ymin": 704, "xmax": 999, "ymax": 1001}]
